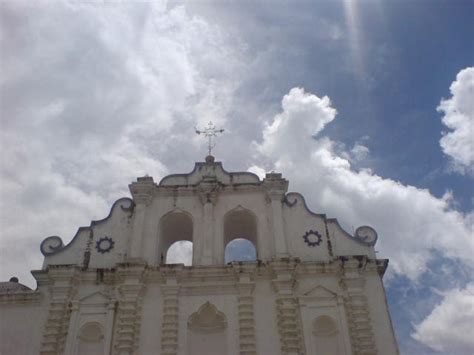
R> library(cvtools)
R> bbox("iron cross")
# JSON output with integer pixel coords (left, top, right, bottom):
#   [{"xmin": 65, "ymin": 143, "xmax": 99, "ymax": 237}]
[{"xmin": 195, "ymin": 121, "xmax": 225, "ymax": 156}]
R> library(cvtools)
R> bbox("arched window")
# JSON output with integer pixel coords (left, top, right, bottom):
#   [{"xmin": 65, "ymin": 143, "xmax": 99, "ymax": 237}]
[
  {"xmin": 76, "ymin": 322, "xmax": 104, "ymax": 355},
  {"xmin": 159, "ymin": 211, "xmax": 193, "ymax": 265},
  {"xmin": 224, "ymin": 208, "xmax": 258, "ymax": 263},
  {"xmin": 312, "ymin": 315, "xmax": 341, "ymax": 355}
]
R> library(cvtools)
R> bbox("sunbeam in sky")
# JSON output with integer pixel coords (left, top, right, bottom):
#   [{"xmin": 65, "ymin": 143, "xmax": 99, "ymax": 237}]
[{"xmin": 343, "ymin": 0, "xmax": 366, "ymax": 80}]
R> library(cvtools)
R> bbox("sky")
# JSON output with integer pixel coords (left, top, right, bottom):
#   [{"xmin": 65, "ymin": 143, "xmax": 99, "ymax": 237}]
[{"xmin": 0, "ymin": 0, "xmax": 473, "ymax": 354}]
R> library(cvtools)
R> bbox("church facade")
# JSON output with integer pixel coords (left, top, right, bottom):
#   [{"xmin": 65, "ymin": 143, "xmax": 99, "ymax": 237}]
[{"xmin": 0, "ymin": 157, "xmax": 398, "ymax": 355}]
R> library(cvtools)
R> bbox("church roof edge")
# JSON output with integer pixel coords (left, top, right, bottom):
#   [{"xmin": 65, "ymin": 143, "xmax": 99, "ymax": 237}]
[{"xmin": 158, "ymin": 160, "xmax": 261, "ymax": 187}]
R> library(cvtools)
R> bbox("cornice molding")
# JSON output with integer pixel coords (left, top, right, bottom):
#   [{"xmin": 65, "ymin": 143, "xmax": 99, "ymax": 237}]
[{"xmin": 0, "ymin": 291, "xmax": 42, "ymax": 305}]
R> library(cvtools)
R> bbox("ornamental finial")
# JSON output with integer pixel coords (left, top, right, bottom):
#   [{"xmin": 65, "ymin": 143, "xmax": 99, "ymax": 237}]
[{"xmin": 195, "ymin": 121, "xmax": 225, "ymax": 158}]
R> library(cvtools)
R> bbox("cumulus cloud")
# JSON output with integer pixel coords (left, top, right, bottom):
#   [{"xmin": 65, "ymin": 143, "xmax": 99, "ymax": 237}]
[
  {"xmin": 254, "ymin": 88, "xmax": 474, "ymax": 279},
  {"xmin": 0, "ymin": 1, "xmax": 244, "ymax": 285},
  {"xmin": 258, "ymin": 87, "xmax": 336, "ymax": 160},
  {"xmin": 413, "ymin": 283, "xmax": 474, "ymax": 355},
  {"xmin": 438, "ymin": 67, "xmax": 474, "ymax": 175}
]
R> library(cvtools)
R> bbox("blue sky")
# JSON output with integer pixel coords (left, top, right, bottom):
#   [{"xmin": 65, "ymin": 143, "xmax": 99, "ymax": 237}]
[{"xmin": 1, "ymin": 1, "xmax": 473, "ymax": 354}]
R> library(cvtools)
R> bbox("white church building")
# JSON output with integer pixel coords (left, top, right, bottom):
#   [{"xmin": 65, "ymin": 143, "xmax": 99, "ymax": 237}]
[{"xmin": 0, "ymin": 155, "xmax": 398, "ymax": 355}]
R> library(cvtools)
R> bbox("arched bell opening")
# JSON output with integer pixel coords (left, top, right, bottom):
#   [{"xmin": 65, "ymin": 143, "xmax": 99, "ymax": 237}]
[
  {"xmin": 223, "ymin": 208, "xmax": 258, "ymax": 263},
  {"xmin": 159, "ymin": 210, "xmax": 194, "ymax": 265}
]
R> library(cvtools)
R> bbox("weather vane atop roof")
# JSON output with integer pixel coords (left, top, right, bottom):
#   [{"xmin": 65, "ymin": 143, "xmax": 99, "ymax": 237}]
[{"xmin": 195, "ymin": 121, "xmax": 225, "ymax": 157}]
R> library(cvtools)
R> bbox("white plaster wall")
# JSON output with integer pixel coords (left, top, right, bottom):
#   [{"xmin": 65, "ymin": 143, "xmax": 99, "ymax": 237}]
[
  {"xmin": 43, "ymin": 198, "xmax": 133, "ymax": 269},
  {"xmin": 283, "ymin": 203, "xmax": 330, "ymax": 261},
  {"xmin": 179, "ymin": 294, "xmax": 239, "ymax": 355},
  {"xmin": 0, "ymin": 302, "xmax": 47, "ymax": 354},
  {"xmin": 139, "ymin": 190, "xmax": 272, "ymax": 267},
  {"xmin": 364, "ymin": 274, "xmax": 399, "ymax": 355},
  {"xmin": 88, "ymin": 215, "xmax": 132, "ymax": 269},
  {"xmin": 43, "ymin": 228, "xmax": 90, "ymax": 267},
  {"xmin": 327, "ymin": 221, "xmax": 376, "ymax": 258},
  {"xmin": 32, "ymin": 161, "xmax": 398, "ymax": 355}
]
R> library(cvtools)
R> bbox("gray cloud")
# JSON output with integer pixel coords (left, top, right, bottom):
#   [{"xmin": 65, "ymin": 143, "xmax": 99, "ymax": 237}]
[{"xmin": 0, "ymin": 1, "xmax": 244, "ymax": 285}]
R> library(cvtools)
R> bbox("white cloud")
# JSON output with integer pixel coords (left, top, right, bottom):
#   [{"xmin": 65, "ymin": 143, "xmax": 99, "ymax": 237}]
[
  {"xmin": 350, "ymin": 142, "xmax": 370, "ymax": 162},
  {"xmin": 166, "ymin": 241, "xmax": 193, "ymax": 266},
  {"xmin": 0, "ymin": 1, "xmax": 244, "ymax": 286},
  {"xmin": 247, "ymin": 165, "xmax": 266, "ymax": 180},
  {"xmin": 438, "ymin": 67, "xmax": 474, "ymax": 175},
  {"xmin": 254, "ymin": 88, "xmax": 474, "ymax": 279},
  {"xmin": 258, "ymin": 87, "xmax": 337, "ymax": 160},
  {"xmin": 413, "ymin": 283, "xmax": 474, "ymax": 355}
]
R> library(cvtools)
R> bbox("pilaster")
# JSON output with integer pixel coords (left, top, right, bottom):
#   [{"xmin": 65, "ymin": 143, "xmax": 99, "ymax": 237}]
[
  {"xmin": 236, "ymin": 269, "xmax": 257, "ymax": 355},
  {"xmin": 113, "ymin": 263, "xmax": 147, "ymax": 355},
  {"xmin": 40, "ymin": 267, "xmax": 79, "ymax": 355},
  {"xmin": 128, "ymin": 176, "xmax": 155, "ymax": 259},
  {"xmin": 64, "ymin": 300, "xmax": 79, "ymax": 354},
  {"xmin": 271, "ymin": 259, "xmax": 305, "ymax": 355},
  {"xmin": 340, "ymin": 257, "xmax": 377, "ymax": 355},
  {"xmin": 105, "ymin": 299, "xmax": 117, "ymax": 355},
  {"xmin": 263, "ymin": 173, "xmax": 289, "ymax": 257},
  {"xmin": 160, "ymin": 276, "xmax": 180, "ymax": 355},
  {"xmin": 198, "ymin": 176, "xmax": 220, "ymax": 265}
]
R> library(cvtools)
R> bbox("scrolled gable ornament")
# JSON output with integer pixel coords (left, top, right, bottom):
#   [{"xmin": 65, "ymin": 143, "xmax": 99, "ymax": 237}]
[{"xmin": 354, "ymin": 226, "xmax": 378, "ymax": 246}]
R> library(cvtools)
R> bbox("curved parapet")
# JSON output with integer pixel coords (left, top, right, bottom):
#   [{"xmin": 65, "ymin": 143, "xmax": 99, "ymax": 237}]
[
  {"xmin": 91, "ymin": 197, "xmax": 134, "ymax": 226},
  {"xmin": 282, "ymin": 192, "xmax": 378, "ymax": 259},
  {"xmin": 40, "ymin": 197, "xmax": 134, "ymax": 257},
  {"xmin": 283, "ymin": 192, "xmax": 325, "ymax": 218},
  {"xmin": 327, "ymin": 219, "xmax": 378, "ymax": 247},
  {"xmin": 159, "ymin": 161, "xmax": 261, "ymax": 186},
  {"xmin": 283, "ymin": 192, "xmax": 378, "ymax": 247},
  {"xmin": 325, "ymin": 219, "xmax": 378, "ymax": 259}
]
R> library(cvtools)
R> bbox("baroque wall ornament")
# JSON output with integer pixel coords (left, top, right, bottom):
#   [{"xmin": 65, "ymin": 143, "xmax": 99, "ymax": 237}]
[
  {"xmin": 303, "ymin": 230, "xmax": 323, "ymax": 247},
  {"xmin": 95, "ymin": 237, "xmax": 114, "ymax": 254},
  {"xmin": 188, "ymin": 302, "xmax": 227, "ymax": 333}
]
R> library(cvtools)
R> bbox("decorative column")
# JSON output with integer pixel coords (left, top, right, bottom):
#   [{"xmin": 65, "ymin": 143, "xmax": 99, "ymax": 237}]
[
  {"xmin": 271, "ymin": 260, "xmax": 304, "ymax": 355},
  {"xmin": 236, "ymin": 269, "xmax": 257, "ymax": 355},
  {"xmin": 341, "ymin": 257, "xmax": 377, "ymax": 355},
  {"xmin": 160, "ymin": 274, "xmax": 180, "ymax": 355},
  {"xmin": 128, "ymin": 176, "xmax": 155, "ymax": 260},
  {"xmin": 197, "ymin": 174, "xmax": 219, "ymax": 265},
  {"xmin": 113, "ymin": 263, "xmax": 147, "ymax": 355},
  {"xmin": 64, "ymin": 300, "xmax": 80, "ymax": 354},
  {"xmin": 104, "ymin": 298, "xmax": 117, "ymax": 355},
  {"xmin": 263, "ymin": 173, "xmax": 289, "ymax": 257},
  {"xmin": 40, "ymin": 267, "xmax": 78, "ymax": 355}
]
